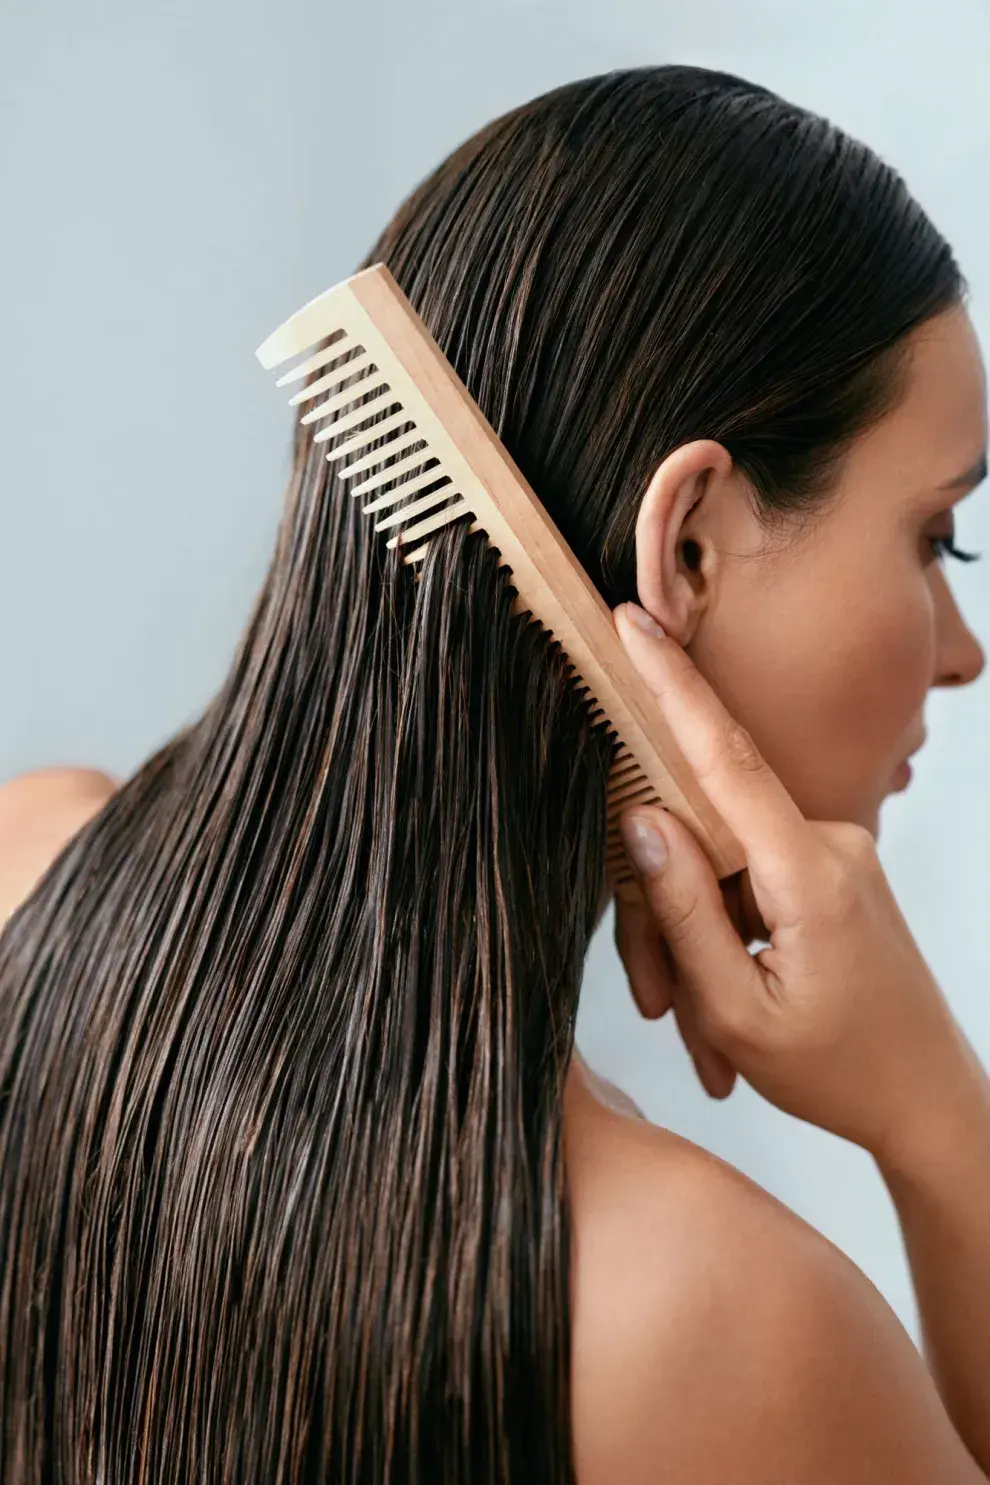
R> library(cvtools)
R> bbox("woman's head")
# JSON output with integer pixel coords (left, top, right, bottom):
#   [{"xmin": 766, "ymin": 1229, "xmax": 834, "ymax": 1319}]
[
  {"xmin": 1, "ymin": 65, "xmax": 982, "ymax": 1485},
  {"xmin": 631, "ymin": 303, "xmax": 986, "ymax": 844},
  {"xmin": 360, "ymin": 64, "xmax": 982, "ymax": 842}
]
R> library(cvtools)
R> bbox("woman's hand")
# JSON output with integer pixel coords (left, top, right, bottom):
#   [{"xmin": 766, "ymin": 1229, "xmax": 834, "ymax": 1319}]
[{"xmin": 611, "ymin": 601, "xmax": 975, "ymax": 1162}]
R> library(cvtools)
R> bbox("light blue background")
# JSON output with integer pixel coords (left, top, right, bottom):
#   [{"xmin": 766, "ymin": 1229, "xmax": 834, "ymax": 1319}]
[{"xmin": 3, "ymin": 0, "xmax": 989, "ymax": 1342}]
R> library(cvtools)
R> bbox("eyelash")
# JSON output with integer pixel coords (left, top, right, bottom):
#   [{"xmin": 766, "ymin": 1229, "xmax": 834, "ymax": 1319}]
[{"xmin": 929, "ymin": 534, "xmax": 982, "ymax": 564}]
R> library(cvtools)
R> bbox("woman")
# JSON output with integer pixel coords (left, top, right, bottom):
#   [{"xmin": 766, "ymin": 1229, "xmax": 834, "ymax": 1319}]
[{"xmin": 1, "ymin": 62, "xmax": 989, "ymax": 1483}]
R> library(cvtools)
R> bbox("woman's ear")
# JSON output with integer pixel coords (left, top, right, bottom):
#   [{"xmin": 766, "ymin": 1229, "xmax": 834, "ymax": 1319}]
[{"xmin": 634, "ymin": 439, "xmax": 733, "ymax": 638}]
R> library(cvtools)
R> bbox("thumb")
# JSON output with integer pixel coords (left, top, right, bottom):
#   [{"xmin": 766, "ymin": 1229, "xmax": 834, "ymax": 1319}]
[{"xmin": 619, "ymin": 803, "xmax": 762, "ymax": 1057}]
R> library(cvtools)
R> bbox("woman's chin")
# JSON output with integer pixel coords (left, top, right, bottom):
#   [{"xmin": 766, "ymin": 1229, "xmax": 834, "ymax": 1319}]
[{"xmin": 862, "ymin": 794, "xmax": 889, "ymax": 844}]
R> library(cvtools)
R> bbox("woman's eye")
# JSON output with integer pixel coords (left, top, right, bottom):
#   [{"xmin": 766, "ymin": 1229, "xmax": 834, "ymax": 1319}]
[{"xmin": 928, "ymin": 519, "xmax": 982, "ymax": 564}]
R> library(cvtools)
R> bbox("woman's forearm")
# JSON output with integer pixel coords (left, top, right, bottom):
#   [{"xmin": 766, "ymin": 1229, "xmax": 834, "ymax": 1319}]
[{"xmin": 871, "ymin": 1027, "xmax": 990, "ymax": 1474}]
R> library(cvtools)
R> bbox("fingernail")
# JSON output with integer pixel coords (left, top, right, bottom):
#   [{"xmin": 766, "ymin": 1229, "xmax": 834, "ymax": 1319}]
[
  {"xmin": 620, "ymin": 811, "xmax": 669, "ymax": 876},
  {"xmin": 623, "ymin": 603, "xmax": 666, "ymax": 639}
]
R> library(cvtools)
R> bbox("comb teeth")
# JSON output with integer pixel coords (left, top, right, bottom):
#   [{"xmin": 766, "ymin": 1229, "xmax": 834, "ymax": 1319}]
[
  {"xmin": 605, "ymin": 757, "xmax": 662, "ymax": 886},
  {"xmin": 257, "ymin": 298, "xmax": 474, "ymax": 564}
]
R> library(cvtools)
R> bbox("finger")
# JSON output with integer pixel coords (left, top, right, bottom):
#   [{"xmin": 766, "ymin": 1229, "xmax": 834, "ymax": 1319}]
[
  {"xmin": 668, "ymin": 971, "xmax": 738, "ymax": 1099},
  {"xmin": 614, "ymin": 895, "xmax": 673, "ymax": 1020},
  {"xmin": 613, "ymin": 603, "xmax": 814, "ymax": 907},
  {"xmin": 617, "ymin": 841, "xmax": 738, "ymax": 1097},
  {"xmin": 620, "ymin": 802, "xmax": 764, "ymax": 1051},
  {"xmin": 614, "ymin": 883, "xmax": 729, "ymax": 1089}
]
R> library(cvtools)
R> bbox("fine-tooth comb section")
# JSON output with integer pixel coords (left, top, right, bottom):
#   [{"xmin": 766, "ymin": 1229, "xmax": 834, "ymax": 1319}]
[{"xmin": 255, "ymin": 264, "xmax": 747, "ymax": 889}]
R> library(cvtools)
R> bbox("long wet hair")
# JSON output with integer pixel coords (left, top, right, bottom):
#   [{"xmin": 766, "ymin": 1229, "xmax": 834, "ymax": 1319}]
[{"xmin": 0, "ymin": 64, "xmax": 964, "ymax": 1484}]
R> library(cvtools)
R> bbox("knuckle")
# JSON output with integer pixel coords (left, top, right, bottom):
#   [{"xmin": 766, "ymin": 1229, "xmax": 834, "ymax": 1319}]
[
  {"xmin": 827, "ymin": 822, "xmax": 880, "ymax": 886},
  {"xmin": 653, "ymin": 882, "xmax": 705, "ymax": 945},
  {"xmin": 696, "ymin": 719, "xmax": 766, "ymax": 782},
  {"xmin": 819, "ymin": 819, "xmax": 875, "ymax": 857},
  {"xmin": 809, "ymin": 821, "xmax": 881, "ymax": 909},
  {"xmin": 722, "ymin": 721, "xmax": 766, "ymax": 775},
  {"xmin": 843, "ymin": 822, "xmax": 879, "ymax": 863}
]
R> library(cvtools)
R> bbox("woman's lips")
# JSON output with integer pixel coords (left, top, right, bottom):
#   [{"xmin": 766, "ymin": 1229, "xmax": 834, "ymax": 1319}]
[{"xmin": 891, "ymin": 758, "xmax": 913, "ymax": 790}]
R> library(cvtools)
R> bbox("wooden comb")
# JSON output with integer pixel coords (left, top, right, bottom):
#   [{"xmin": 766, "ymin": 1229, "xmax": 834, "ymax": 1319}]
[{"xmin": 254, "ymin": 263, "xmax": 746, "ymax": 892}]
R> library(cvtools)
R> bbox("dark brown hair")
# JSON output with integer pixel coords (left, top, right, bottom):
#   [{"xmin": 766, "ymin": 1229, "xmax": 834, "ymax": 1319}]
[{"xmin": 0, "ymin": 64, "xmax": 964, "ymax": 1484}]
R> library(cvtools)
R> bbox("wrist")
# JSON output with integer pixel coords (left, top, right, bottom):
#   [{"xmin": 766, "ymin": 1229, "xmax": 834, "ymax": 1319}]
[{"xmin": 870, "ymin": 1028, "xmax": 990, "ymax": 1192}]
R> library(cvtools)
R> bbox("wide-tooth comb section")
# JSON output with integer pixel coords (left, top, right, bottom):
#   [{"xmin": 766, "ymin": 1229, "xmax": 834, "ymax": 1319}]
[
  {"xmin": 273, "ymin": 332, "xmax": 348, "ymax": 387},
  {"xmin": 255, "ymin": 266, "xmax": 748, "ymax": 885},
  {"xmin": 288, "ymin": 350, "xmax": 377, "ymax": 405},
  {"xmin": 256, "ymin": 291, "xmax": 475, "ymax": 563}
]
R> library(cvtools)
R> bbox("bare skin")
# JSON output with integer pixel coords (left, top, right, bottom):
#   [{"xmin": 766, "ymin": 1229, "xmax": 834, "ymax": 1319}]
[
  {"xmin": 564, "ymin": 1055, "xmax": 990, "ymax": 1483},
  {"xmin": 0, "ymin": 765, "xmax": 118, "ymax": 928}
]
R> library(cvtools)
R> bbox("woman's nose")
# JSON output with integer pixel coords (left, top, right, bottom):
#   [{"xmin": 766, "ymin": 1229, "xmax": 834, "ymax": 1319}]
[{"xmin": 932, "ymin": 567, "xmax": 986, "ymax": 689}]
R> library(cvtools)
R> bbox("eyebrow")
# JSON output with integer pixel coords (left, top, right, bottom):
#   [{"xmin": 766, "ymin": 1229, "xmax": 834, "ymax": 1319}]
[{"xmin": 939, "ymin": 452, "xmax": 988, "ymax": 494}]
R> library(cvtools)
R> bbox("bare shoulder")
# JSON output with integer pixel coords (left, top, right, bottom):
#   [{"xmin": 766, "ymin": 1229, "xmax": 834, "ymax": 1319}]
[
  {"xmin": 563, "ymin": 1058, "xmax": 983, "ymax": 1485},
  {"xmin": 0, "ymin": 766, "xmax": 118, "ymax": 925}
]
